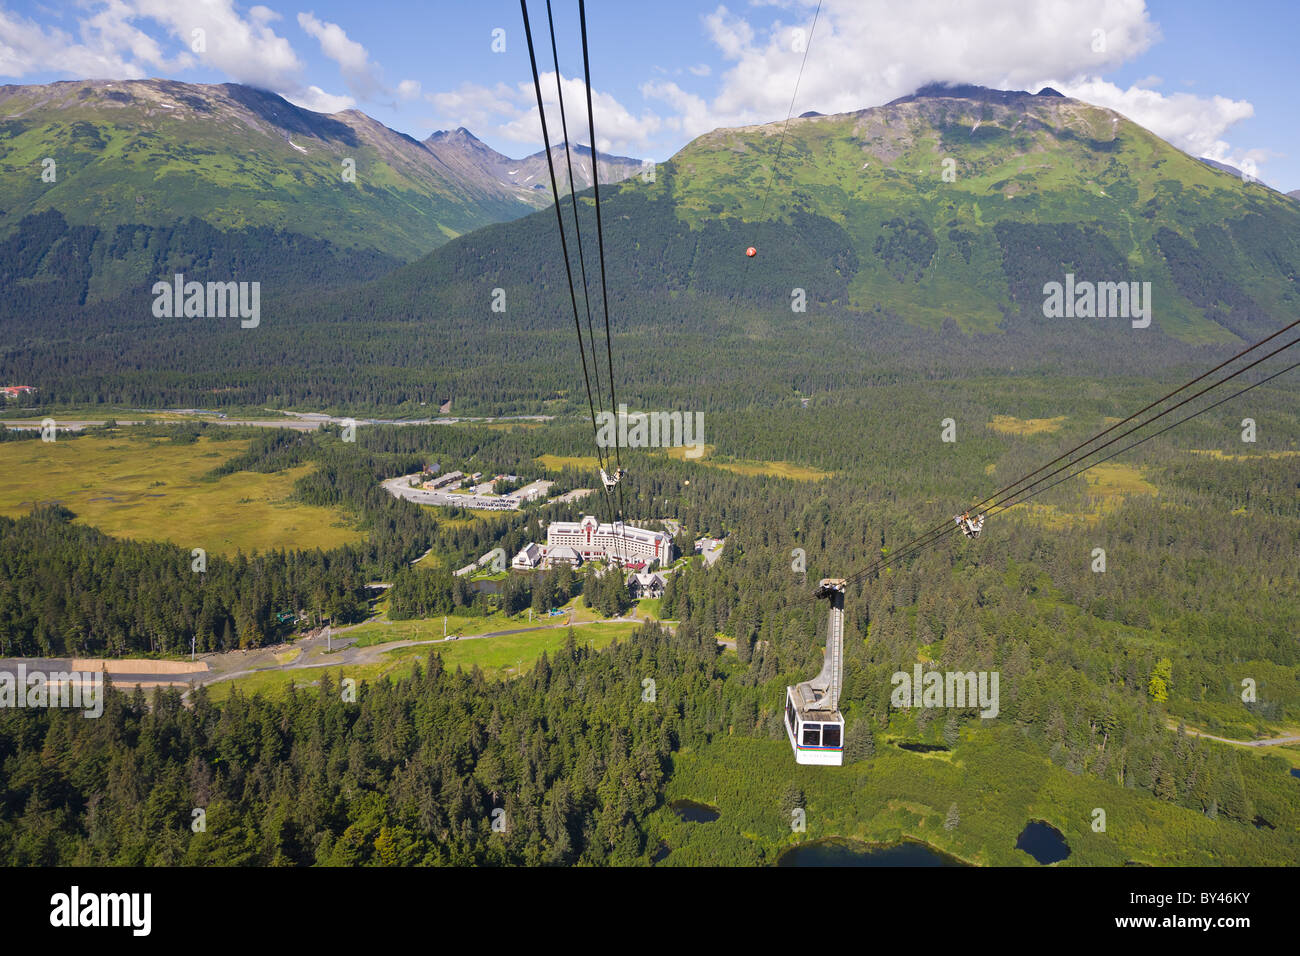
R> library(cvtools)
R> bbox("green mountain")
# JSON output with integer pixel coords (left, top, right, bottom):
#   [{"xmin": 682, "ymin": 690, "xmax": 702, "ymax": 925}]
[
  {"xmin": 0, "ymin": 79, "xmax": 642, "ymax": 304},
  {"xmin": 336, "ymin": 82, "xmax": 1300, "ymax": 354},
  {"xmin": 6, "ymin": 84, "xmax": 1300, "ymax": 414},
  {"xmin": 232, "ymin": 82, "xmax": 1297, "ymax": 412},
  {"xmin": 640, "ymin": 82, "xmax": 1300, "ymax": 343}
]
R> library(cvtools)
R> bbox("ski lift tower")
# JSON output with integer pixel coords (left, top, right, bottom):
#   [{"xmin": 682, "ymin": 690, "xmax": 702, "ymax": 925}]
[{"xmin": 784, "ymin": 578, "xmax": 846, "ymax": 765}]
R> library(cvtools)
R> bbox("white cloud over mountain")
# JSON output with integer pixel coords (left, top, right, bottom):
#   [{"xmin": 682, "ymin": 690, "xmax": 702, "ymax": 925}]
[
  {"xmin": 428, "ymin": 0, "xmax": 1264, "ymax": 176},
  {"xmin": 0, "ymin": 0, "xmax": 1274, "ymax": 180}
]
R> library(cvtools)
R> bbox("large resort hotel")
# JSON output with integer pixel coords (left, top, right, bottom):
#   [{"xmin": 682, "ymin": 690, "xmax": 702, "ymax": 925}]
[{"xmin": 512, "ymin": 515, "xmax": 674, "ymax": 569}]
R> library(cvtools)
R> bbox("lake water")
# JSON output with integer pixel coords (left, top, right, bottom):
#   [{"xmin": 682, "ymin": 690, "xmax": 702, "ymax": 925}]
[
  {"xmin": 669, "ymin": 799, "xmax": 720, "ymax": 823},
  {"xmin": 1015, "ymin": 821, "xmax": 1071, "ymax": 864},
  {"xmin": 778, "ymin": 837, "xmax": 963, "ymax": 867}
]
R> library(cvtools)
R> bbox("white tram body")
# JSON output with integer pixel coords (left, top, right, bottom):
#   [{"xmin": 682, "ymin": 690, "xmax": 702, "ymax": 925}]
[
  {"xmin": 784, "ymin": 578, "xmax": 847, "ymax": 766},
  {"xmin": 784, "ymin": 685, "xmax": 844, "ymax": 765}
]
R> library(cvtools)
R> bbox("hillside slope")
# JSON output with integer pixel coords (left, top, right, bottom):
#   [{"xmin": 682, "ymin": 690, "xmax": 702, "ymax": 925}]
[
  {"xmin": 6, "ymin": 84, "xmax": 1300, "ymax": 414},
  {"xmin": 0, "ymin": 79, "xmax": 642, "ymax": 303},
  {"xmin": 651, "ymin": 83, "xmax": 1300, "ymax": 342}
]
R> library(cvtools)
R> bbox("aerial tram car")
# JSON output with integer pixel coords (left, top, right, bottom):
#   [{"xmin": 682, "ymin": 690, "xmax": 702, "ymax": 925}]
[{"xmin": 784, "ymin": 578, "xmax": 846, "ymax": 766}]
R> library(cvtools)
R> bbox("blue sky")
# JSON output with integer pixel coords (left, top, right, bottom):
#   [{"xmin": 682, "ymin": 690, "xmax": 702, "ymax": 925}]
[{"xmin": 2, "ymin": 0, "xmax": 1297, "ymax": 190}]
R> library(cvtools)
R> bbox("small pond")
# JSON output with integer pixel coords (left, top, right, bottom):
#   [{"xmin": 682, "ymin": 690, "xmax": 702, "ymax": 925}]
[
  {"xmin": 778, "ymin": 837, "xmax": 964, "ymax": 867},
  {"xmin": 669, "ymin": 799, "xmax": 720, "ymax": 823},
  {"xmin": 896, "ymin": 742, "xmax": 950, "ymax": 754},
  {"xmin": 1015, "ymin": 820, "xmax": 1071, "ymax": 864}
]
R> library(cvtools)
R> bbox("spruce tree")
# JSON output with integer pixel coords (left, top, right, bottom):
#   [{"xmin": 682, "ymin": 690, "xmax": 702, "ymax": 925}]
[{"xmin": 944, "ymin": 803, "xmax": 959, "ymax": 831}]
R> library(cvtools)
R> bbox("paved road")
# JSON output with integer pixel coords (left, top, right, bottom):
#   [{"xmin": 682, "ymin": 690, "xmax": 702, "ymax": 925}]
[
  {"xmin": 1168, "ymin": 720, "xmax": 1300, "ymax": 747},
  {"xmin": 2, "ymin": 412, "xmax": 556, "ymax": 433},
  {"xmin": 184, "ymin": 614, "xmax": 609, "ymax": 696},
  {"xmin": 3, "ymin": 418, "xmax": 318, "ymax": 432},
  {"xmin": 381, "ymin": 474, "xmax": 465, "ymax": 508},
  {"xmin": 700, "ymin": 540, "xmax": 725, "ymax": 566},
  {"xmin": 4, "ymin": 614, "xmax": 689, "ymax": 702}
]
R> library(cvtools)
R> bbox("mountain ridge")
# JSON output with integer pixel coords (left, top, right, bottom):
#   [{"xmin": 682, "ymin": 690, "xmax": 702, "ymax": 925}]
[
  {"xmin": 4, "ymin": 83, "xmax": 1300, "ymax": 414},
  {"xmin": 0, "ymin": 78, "xmax": 643, "ymax": 277}
]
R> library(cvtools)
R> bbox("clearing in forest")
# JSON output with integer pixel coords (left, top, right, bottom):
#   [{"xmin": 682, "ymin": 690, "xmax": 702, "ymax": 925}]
[
  {"xmin": 664, "ymin": 445, "xmax": 830, "ymax": 481},
  {"xmin": 0, "ymin": 433, "xmax": 362, "ymax": 555},
  {"xmin": 988, "ymin": 415, "xmax": 1067, "ymax": 435}
]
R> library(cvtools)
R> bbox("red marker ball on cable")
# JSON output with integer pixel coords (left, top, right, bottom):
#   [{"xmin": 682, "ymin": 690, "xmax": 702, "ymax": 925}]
[{"xmin": 745, "ymin": 246, "xmax": 757, "ymax": 257}]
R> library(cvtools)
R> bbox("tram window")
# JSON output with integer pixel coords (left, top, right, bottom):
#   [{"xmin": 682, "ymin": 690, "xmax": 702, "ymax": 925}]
[
  {"xmin": 801, "ymin": 724, "xmax": 821, "ymax": 747},
  {"xmin": 822, "ymin": 724, "xmax": 841, "ymax": 748},
  {"xmin": 786, "ymin": 699, "xmax": 796, "ymax": 731}
]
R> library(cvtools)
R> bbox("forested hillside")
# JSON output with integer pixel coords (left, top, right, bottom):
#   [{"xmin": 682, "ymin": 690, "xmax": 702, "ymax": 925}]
[
  {"xmin": 6, "ymin": 87, "xmax": 1299, "ymax": 414},
  {"xmin": 0, "ymin": 79, "xmax": 645, "ymax": 309},
  {"xmin": 0, "ymin": 80, "xmax": 530, "ymax": 264},
  {"xmin": 2, "ymin": 368, "xmax": 1296, "ymax": 866},
  {"xmin": 1, "ymin": 80, "xmax": 1297, "ymax": 869}
]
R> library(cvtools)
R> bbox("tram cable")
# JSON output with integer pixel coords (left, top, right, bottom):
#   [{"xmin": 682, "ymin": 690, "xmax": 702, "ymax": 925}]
[
  {"xmin": 579, "ymin": 0, "xmax": 619, "ymax": 476},
  {"xmin": 967, "ymin": 332, "xmax": 1300, "ymax": 526},
  {"xmin": 524, "ymin": 0, "xmax": 632, "ymax": 566},
  {"xmin": 724, "ymin": 0, "xmax": 821, "ymax": 311},
  {"xmin": 781, "ymin": 328, "xmax": 1300, "ymax": 610},
  {"xmin": 545, "ymin": 0, "xmax": 606, "ymax": 418},
  {"xmin": 575, "ymin": 0, "xmax": 630, "ymax": 564},
  {"xmin": 577, "ymin": 0, "xmax": 630, "ymax": 565},
  {"xmin": 522, "ymin": 0, "xmax": 621, "ymax": 546},
  {"xmin": 854, "ymin": 333, "xmax": 1300, "ymax": 587},
  {"xmin": 543, "ymin": 0, "xmax": 626, "ymax": 563},
  {"xmin": 881, "ymin": 316, "xmax": 1300, "ymax": 566},
  {"xmin": 752, "ymin": 1, "xmax": 822, "ymax": 235},
  {"xmin": 947, "ymin": 315, "xmax": 1300, "ymax": 532},
  {"xmin": 988, "ymin": 355, "xmax": 1300, "ymax": 519}
]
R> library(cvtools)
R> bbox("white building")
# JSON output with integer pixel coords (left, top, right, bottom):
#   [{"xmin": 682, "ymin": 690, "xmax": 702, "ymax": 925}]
[
  {"xmin": 546, "ymin": 515, "xmax": 673, "ymax": 567},
  {"xmin": 546, "ymin": 545, "xmax": 585, "ymax": 567},
  {"xmin": 627, "ymin": 570, "xmax": 667, "ymax": 598},
  {"xmin": 512, "ymin": 542, "xmax": 542, "ymax": 570}
]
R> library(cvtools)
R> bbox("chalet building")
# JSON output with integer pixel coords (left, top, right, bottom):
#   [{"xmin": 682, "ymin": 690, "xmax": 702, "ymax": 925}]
[
  {"xmin": 511, "ymin": 542, "xmax": 543, "ymax": 570},
  {"xmin": 627, "ymin": 570, "xmax": 666, "ymax": 599}
]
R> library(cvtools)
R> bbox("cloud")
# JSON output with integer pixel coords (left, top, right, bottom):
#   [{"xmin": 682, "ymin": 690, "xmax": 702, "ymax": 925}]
[
  {"xmin": 429, "ymin": 73, "xmax": 661, "ymax": 155},
  {"xmin": 286, "ymin": 84, "xmax": 354, "ymax": 113},
  {"xmin": 1048, "ymin": 77, "xmax": 1256, "ymax": 166},
  {"xmin": 427, "ymin": 81, "xmax": 520, "ymax": 133},
  {"xmin": 0, "ymin": 1, "xmax": 360, "ymax": 115},
  {"xmin": 396, "ymin": 78, "xmax": 421, "ymax": 100},
  {"xmin": 0, "ymin": 4, "xmax": 189, "ymax": 78},
  {"xmin": 686, "ymin": 0, "xmax": 1160, "ymax": 134},
  {"xmin": 640, "ymin": 80, "xmax": 713, "ymax": 139},
  {"xmin": 649, "ymin": 0, "xmax": 1263, "ymax": 174},
  {"xmin": 296, "ymin": 11, "xmax": 383, "ymax": 101},
  {"xmin": 133, "ymin": 0, "xmax": 304, "ymax": 91}
]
